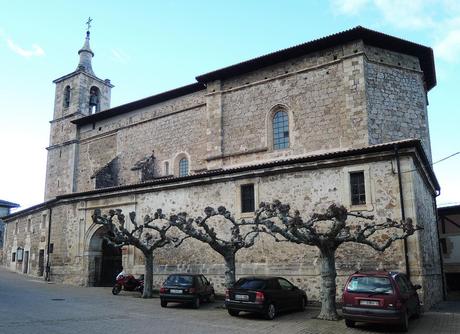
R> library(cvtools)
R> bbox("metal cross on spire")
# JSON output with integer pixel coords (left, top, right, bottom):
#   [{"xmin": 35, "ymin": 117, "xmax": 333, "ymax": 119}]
[{"xmin": 86, "ymin": 17, "xmax": 93, "ymax": 32}]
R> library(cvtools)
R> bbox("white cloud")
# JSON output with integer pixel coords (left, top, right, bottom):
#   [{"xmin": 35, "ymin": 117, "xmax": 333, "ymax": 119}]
[
  {"xmin": 435, "ymin": 29, "xmax": 460, "ymax": 62},
  {"xmin": 6, "ymin": 37, "xmax": 45, "ymax": 57},
  {"xmin": 332, "ymin": 0, "xmax": 369, "ymax": 15},
  {"xmin": 373, "ymin": 0, "xmax": 435, "ymax": 29},
  {"xmin": 330, "ymin": 0, "xmax": 460, "ymax": 63},
  {"xmin": 111, "ymin": 48, "xmax": 129, "ymax": 63}
]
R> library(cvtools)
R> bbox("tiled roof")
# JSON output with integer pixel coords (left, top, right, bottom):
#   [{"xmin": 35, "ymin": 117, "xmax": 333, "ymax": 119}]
[{"xmin": 0, "ymin": 200, "xmax": 19, "ymax": 208}]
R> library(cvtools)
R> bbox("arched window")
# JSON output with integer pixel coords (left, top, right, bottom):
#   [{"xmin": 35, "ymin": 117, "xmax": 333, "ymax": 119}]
[
  {"xmin": 89, "ymin": 86, "xmax": 100, "ymax": 114},
  {"xmin": 272, "ymin": 110, "xmax": 289, "ymax": 150},
  {"xmin": 63, "ymin": 86, "xmax": 71, "ymax": 108},
  {"xmin": 178, "ymin": 158, "xmax": 188, "ymax": 177}
]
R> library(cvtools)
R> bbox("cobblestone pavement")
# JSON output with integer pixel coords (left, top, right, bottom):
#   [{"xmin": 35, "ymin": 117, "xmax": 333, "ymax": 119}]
[{"xmin": 0, "ymin": 268, "xmax": 459, "ymax": 334}]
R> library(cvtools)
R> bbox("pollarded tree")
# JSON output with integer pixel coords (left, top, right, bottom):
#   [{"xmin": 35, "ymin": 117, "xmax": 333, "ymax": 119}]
[
  {"xmin": 170, "ymin": 206, "xmax": 259, "ymax": 287},
  {"xmin": 255, "ymin": 200, "xmax": 421, "ymax": 320},
  {"xmin": 92, "ymin": 208, "xmax": 185, "ymax": 298}
]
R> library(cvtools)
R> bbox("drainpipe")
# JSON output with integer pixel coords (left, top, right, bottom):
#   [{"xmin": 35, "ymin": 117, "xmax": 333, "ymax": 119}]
[
  {"xmin": 45, "ymin": 207, "xmax": 52, "ymax": 281},
  {"xmin": 433, "ymin": 192, "xmax": 447, "ymax": 300},
  {"xmin": 394, "ymin": 145, "xmax": 411, "ymax": 279}
]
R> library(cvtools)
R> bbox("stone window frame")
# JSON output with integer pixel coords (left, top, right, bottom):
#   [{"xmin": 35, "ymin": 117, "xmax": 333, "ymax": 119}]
[
  {"xmin": 235, "ymin": 178, "xmax": 259, "ymax": 219},
  {"xmin": 173, "ymin": 152, "xmax": 191, "ymax": 177},
  {"xmin": 63, "ymin": 85, "xmax": 71, "ymax": 109},
  {"xmin": 342, "ymin": 165, "xmax": 373, "ymax": 212},
  {"xmin": 27, "ymin": 218, "xmax": 31, "ymax": 233},
  {"xmin": 266, "ymin": 104, "xmax": 294, "ymax": 151},
  {"xmin": 41, "ymin": 214, "xmax": 47, "ymax": 229},
  {"xmin": 164, "ymin": 161, "xmax": 170, "ymax": 176}
]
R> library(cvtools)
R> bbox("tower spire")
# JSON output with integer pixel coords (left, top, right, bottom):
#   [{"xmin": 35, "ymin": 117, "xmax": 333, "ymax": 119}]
[{"xmin": 77, "ymin": 17, "xmax": 95, "ymax": 75}]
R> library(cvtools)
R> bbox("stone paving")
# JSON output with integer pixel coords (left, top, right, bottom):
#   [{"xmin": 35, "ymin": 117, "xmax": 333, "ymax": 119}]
[{"xmin": 0, "ymin": 268, "xmax": 459, "ymax": 334}]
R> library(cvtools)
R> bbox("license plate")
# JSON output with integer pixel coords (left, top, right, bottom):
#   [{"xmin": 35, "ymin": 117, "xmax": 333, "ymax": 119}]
[
  {"xmin": 360, "ymin": 300, "xmax": 379, "ymax": 306},
  {"xmin": 170, "ymin": 289, "xmax": 183, "ymax": 294},
  {"xmin": 235, "ymin": 294, "xmax": 249, "ymax": 301}
]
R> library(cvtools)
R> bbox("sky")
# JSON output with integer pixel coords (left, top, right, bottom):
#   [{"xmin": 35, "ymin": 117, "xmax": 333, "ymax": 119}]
[{"xmin": 0, "ymin": 0, "xmax": 459, "ymax": 211}]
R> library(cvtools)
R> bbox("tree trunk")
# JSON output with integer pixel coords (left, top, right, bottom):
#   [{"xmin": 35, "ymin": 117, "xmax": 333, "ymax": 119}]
[
  {"xmin": 317, "ymin": 247, "xmax": 339, "ymax": 320},
  {"xmin": 142, "ymin": 251, "xmax": 154, "ymax": 298},
  {"xmin": 223, "ymin": 253, "xmax": 236, "ymax": 288}
]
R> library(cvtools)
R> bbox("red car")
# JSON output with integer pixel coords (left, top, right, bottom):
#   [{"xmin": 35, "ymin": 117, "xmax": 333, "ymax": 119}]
[{"xmin": 342, "ymin": 271, "xmax": 421, "ymax": 332}]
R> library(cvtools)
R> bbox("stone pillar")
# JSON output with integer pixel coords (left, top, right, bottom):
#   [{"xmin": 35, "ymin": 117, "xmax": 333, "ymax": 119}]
[{"xmin": 205, "ymin": 80, "xmax": 224, "ymax": 169}]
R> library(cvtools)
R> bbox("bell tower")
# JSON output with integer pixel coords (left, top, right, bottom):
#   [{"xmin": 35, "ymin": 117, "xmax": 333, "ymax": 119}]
[{"xmin": 44, "ymin": 20, "xmax": 114, "ymax": 200}]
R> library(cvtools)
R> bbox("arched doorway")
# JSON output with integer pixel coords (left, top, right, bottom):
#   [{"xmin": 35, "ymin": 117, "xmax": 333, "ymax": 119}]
[{"xmin": 88, "ymin": 226, "xmax": 122, "ymax": 286}]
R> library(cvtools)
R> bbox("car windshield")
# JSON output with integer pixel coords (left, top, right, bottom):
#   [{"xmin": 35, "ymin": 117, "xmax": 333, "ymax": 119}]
[
  {"xmin": 164, "ymin": 275, "xmax": 194, "ymax": 286},
  {"xmin": 234, "ymin": 279, "xmax": 266, "ymax": 290},
  {"xmin": 346, "ymin": 276, "xmax": 394, "ymax": 294}
]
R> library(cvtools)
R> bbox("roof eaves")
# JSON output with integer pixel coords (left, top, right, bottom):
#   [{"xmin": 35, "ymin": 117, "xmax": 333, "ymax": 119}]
[
  {"xmin": 56, "ymin": 139, "xmax": 438, "ymax": 199},
  {"xmin": 2, "ymin": 199, "xmax": 57, "ymax": 221},
  {"xmin": 72, "ymin": 82, "xmax": 205, "ymax": 126},
  {"xmin": 195, "ymin": 26, "xmax": 436, "ymax": 90},
  {"xmin": 0, "ymin": 200, "xmax": 20, "ymax": 208}
]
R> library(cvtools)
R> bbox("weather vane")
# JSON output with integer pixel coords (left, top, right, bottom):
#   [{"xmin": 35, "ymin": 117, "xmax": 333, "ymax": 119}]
[{"xmin": 86, "ymin": 17, "xmax": 93, "ymax": 32}]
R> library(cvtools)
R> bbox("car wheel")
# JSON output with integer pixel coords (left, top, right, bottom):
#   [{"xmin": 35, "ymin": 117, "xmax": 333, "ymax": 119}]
[
  {"xmin": 400, "ymin": 311, "xmax": 409, "ymax": 332},
  {"xmin": 112, "ymin": 285, "xmax": 121, "ymax": 295},
  {"xmin": 192, "ymin": 297, "xmax": 200, "ymax": 309},
  {"xmin": 160, "ymin": 299, "xmax": 167, "ymax": 308},
  {"xmin": 265, "ymin": 303, "xmax": 276, "ymax": 320},
  {"xmin": 345, "ymin": 319, "xmax": 355, "ymax": 328},
  {"xmin": 228, "ymin": 309, "xmax": 240, "ymax": 317}
]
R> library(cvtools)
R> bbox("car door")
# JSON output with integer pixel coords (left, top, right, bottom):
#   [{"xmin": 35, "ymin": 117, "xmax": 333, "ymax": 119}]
[
  {"xmin": 277, "ymin": 278, "xmax": 298, "ymax": 311},
  {"xmin": 200, "ymin": 275, "xmax": 212, "ymax": 297},
  {"xmin": 265, "ymin": 279, "xmax": 283, "ymax": 309},
  {"xmin": 395, "ymin": 274, "xmax": 413, "ymax": 314},
  {"xmin": 400, "ymin": 274, "xmax": 419, "ymax": 316},
  {"xmin": 195, "ymin": 276, "xmax": 205, "ymax": 297}
]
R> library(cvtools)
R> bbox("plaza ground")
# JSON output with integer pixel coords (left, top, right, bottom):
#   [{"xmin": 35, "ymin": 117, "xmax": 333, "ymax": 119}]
[{"xmin": 0, "ymin": 268, "xmax": 458, "ymax": 334}]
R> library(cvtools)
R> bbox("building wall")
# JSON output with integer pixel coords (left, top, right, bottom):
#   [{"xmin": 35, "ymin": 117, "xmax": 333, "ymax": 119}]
[
  {"xmin": 364, "ymin": 45, "xmax": 431, "ymax": 160},
  {"xmin": 3, "ymin": 210, "xmax": 48, "ymax": 276},
  {"xmin": 4, "ymin": 155, "xmax": 442, "ymax": 308},
  {"xmin": 64, "ymin": 42, "xmax": 429, "ymax": 195},
  {"xmin": 75, "ymin": 90, "xmax": 207, "ymax": 192},
  {"xmin": 402, "ymin": 156, "xmax": 443, "ymax": 309}
]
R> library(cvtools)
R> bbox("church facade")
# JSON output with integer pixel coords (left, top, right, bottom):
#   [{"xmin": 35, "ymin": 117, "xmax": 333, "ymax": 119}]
[{"xmin": 2, "ymin": 26, "xmax": 443, "ymax": 308}]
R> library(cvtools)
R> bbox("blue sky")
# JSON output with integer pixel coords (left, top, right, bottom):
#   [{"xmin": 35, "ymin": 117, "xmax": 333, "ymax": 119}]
[{"xmin": 0, "ymin": 0, "xmax": 459, "ymax": 210}]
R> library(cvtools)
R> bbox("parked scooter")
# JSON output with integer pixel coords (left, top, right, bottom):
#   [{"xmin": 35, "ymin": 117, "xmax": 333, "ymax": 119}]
[{"xmin": 112, "ymin": 274, "xmax": 144, "ymax": 295}]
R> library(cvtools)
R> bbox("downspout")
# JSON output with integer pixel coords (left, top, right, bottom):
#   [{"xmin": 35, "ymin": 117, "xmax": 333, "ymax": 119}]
[
  {"xmin": 433, "ymin": 192, "xmax": 447, "ymax": 300},
  {"xmin": 394, "ymin": 145, "xmax": 411, "ymax": 279},
  {"xmin": 45, "ymin": 206, "xmax": 52, "ymax": 281}
]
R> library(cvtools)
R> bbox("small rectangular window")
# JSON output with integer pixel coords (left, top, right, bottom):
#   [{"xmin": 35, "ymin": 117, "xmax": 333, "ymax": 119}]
[
  {"xmin": 49, "ymin": 243, "xmax": 54, "ymax": 254},
  {"xmin": 350, "ymin": 171, "xmax": 366, "ymax": 205},
  {"xmin": 241, "ymin": 184, "xmax": 255, "ymax": 213},
  {"xmin": 12, "ymin": 252, "xmax": 16, "ymax": 262}
]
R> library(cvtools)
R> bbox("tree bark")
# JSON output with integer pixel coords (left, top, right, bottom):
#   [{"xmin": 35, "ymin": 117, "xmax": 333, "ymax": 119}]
[
  {"xmin": 317, "ymin": 247, "xmax": 339, "ymax": 320},
  {"xmin": 142, "ymin": 251, "xmax": 154, "ymax": 298},
  {"xmin": 223, "ymin": 253, "xmax": 236, "ymax": 288}
]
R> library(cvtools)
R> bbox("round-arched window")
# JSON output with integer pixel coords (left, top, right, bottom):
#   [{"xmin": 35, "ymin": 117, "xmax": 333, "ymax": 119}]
[
  {"xmin": 273, "ymin": 110, "xmax": 289, "ymax": 150},
  {"xmin": 179, "ymin": 158, "xmax": 189, "ymax": 177}
]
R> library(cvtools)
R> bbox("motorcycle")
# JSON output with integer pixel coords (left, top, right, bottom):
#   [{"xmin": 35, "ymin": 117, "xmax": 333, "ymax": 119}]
[{"xmin": 112, "ymin": 274, "xmax": 144, "ymax": 295}]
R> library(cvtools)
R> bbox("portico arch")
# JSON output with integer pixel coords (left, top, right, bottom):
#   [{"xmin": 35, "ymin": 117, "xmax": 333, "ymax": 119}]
[{"xmin": 86, "ymin": 225, "xmax": 122, "ymax": 286}]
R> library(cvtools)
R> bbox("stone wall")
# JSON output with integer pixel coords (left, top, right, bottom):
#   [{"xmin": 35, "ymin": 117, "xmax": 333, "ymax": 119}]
[
  {"xmin": 3, "ymin": 209, "xmax": 48, "ymax": 276},
  {"xmin": 75, "ymin": 90, "xmax": 207, "ymax": 192},
  {"xmin": 364, "ymin": 46, "xmax": 431, "ymax": 160},
  {"xmin": 409, "ymin": 158, "xmax": 443, "ymax": 308}
]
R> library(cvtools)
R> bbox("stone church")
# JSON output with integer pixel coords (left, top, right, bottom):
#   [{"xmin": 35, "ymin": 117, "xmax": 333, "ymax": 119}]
[{"xmin": 2, "ymin": 26, "xmax": 443, "ymax": 308}]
